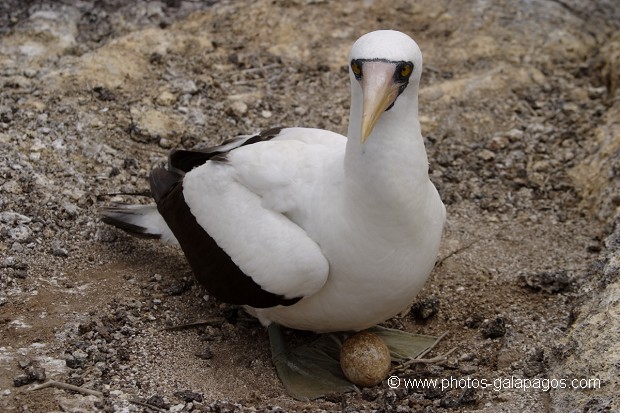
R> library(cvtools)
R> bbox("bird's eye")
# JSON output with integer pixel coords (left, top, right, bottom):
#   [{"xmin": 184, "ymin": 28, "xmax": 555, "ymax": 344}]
[
  {"xmin": 351, "ymin": 61, "xmax": 362, "ymax": 79},
  {"xmin": 399, "ymin": 63, "xmax": 413, "ymax": 79}
]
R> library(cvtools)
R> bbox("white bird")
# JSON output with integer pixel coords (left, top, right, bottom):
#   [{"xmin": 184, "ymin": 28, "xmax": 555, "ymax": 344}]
[{"xmin": 102, "ymin": 29, "xmax": 445, "ymax": 398}]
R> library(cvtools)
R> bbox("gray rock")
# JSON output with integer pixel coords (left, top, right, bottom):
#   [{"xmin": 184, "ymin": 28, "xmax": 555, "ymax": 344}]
[
  {"xmin": 228, "ymin": 100, "xmax": 248, "ymax": 117},
  {"xmin": 0, "ymin": 211, "xmax": 31, "ymax": 225},
  {"xmin": 549, "ymin": 215, "xmax": 620, "ymax": 411},
  {"xmin": 481, "ymin": 317, "xmax": 507, "ymax": 339},
  {"xmin": 12, "ymin": 374, "xmax": 31, "ymax": 387},
  {"xmin": 51, "ymin": 240, "xmax": 69, "ymax": 257},
  {"xmin": 8, "ymin": 225, "xmax": 32, "ymax": 243},
  {"xmin": 58, "ymin": 396, "xmax": 99, "ymax": 413}
]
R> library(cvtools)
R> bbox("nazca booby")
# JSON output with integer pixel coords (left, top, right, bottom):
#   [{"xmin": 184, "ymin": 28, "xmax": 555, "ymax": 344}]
[{"xmin": 102, "ymin": 29, "xmax": 445, "ymax": 398}]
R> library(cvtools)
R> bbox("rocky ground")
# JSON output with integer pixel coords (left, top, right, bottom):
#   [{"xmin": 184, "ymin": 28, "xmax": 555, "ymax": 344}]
[{"xmin": 0, "ymin": 0, "xmax": 619, "ymax": 412}]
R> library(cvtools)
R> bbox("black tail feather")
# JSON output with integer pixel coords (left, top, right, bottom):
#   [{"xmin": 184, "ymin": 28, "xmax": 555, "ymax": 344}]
[{"xmin": 100, "ymin": 206, "xmax": 161, "ymax": 239}]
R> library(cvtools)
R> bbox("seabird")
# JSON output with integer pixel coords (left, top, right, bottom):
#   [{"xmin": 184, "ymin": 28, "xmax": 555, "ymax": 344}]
[{"xmin": 102, "ymin": 30, "xmax": 445, "ymax": 399}]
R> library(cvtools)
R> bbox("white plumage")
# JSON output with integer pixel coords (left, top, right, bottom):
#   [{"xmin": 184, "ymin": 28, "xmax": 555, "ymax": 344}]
[{"xmin": 103, "ymin": 30, "xmax": 445, "ymax": 334}]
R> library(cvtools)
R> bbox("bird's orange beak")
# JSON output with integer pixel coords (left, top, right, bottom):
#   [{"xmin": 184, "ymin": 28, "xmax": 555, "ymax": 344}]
[{"xmin": 360, "ymin": 62, "xmax": 400, "ymax": 143}]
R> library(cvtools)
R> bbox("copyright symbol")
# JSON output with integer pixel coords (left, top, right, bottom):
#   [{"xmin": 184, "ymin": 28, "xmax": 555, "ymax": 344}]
[{"xmin": 387, "ymin": 375, "xmax": 400, "ymax": 389}]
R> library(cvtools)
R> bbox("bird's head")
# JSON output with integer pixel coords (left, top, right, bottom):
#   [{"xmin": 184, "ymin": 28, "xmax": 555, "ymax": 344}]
[{"xmin": 348, "ymin": 30, "xmax": 423, "ymax": 144}]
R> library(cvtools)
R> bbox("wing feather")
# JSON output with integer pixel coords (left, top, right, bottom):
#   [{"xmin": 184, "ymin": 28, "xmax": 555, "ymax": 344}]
[{"xmin": 149, "ymin": 127, "xmax": 346, "ymax": 305}]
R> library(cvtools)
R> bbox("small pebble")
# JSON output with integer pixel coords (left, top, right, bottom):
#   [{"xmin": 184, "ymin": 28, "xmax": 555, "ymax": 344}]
[
  {"xmin": 159, "ymin": 137, "xmax": 173, "ymax": 148},
  {"xmin": 66, "ymin": 349, "xmax": 87, "ymax": 369},
  {"xmin": 195, "ymin": 348, "xmax": 213, "ymax": 360},
  {"xmin": 11, "ymin": 243, "xmax": 24, "ymax": 253},
  {"xmin": 66, "ymin": 376, "xmax": 84, "ymax": 387},
  {"xmin": 0, "ymin": 212, "xmax": 31, "ymax": 225},
  {"xmin": 228, "ymin": 101, "xmax": 248, "ymax": 117},
  {"xmin": 460, "ymin": 387, "xmax": 477, "ymax": 404},
  {"xmin": 478, "ymin": 149, "xmax": 496, "ymax": 161},
  {"xmin": 51, "ymin": 240, "xmax": 69, "ymax": 257},
  {"xmin": 459, "ymin": 363, "xmax": 478, "ymax": 374},
  {"xmin": 9, "ymin": 225, "xmax": 32, "ymax": 242},
  {"xmin": 156, "ymin": 90, "xmax": 177, "ymax": 106},
  {"xmin": 505, "ymin": 128, "xmax": 524, "ymax": 140},
  {"xmin": 464, "ymin": 314, "xmax": 483, "ymax": 329},
  {"xmin": 170, "ymin": 403, "xmax": 186, "ymax": 413},
  {"xmin": 361, "ymin": 387, "xmax": 381, "ymax": 401},
  {"xmin": 26, "ymin": 365, "xmax": 46, "ymax": 382},
  {"xmin": 481, "ymin": 317, "xmax": 507, "ymax": 339},
  {"xmin": 164, "ymin": 278, "xmax": 192, "ymax": 296},
  {"xmin": 175, "ymin": 79, "xmax": 198, "ymax": 94},
  {"xmin": 146, "ymin": 395, "xmax": 169, "ymax": 409},
  {"xmin": 13, "ymin": 374, "xmax": 31, "ymax": 387},
  {"xmin": 13, "ymin": 360, "xmax": 46, "ymax": 386},
  {"xmin": 174, "ymin": 390, "xmax": 203, "ymax": 403},
  {"xmin": 440, "ymin": 395, "xmax": 461, "ymax": 408},
  {"xmin": 488, "ymin": 135, "xmax": 509, "ymax": 151},
  {"xmin": 410, "ymin": 296, "xmax": 440, "ymax": 320},
  {"xmin": 519, "ymin": 270, "xmax": 570, "ymax": 294},
  {"xmin": 459, "ymin": 353, "xmax": 475, "ymax": 362}
]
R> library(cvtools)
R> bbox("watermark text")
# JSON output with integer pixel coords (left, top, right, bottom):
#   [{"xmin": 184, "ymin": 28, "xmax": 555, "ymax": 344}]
[{"xmin": 387, "ymin": 375, "xmax": 602, "ymax": 392}]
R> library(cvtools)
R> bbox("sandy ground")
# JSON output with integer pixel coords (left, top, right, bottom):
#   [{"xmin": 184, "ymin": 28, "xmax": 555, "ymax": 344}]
[{"xmin": 0, "ymin": 0, "xmax": 619, "ymax": 412}]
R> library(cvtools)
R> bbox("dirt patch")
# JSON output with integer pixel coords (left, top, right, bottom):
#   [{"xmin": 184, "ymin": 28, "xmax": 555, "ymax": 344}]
[{"xmin": 1, "ymin": 0, "xmax": 618, "ymax": 412}]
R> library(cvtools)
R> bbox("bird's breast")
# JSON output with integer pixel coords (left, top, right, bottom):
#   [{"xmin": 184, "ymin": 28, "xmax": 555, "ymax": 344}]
[{"xmin": 254, "ymin": 180, "xmax": 444, "ymax": 332}]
